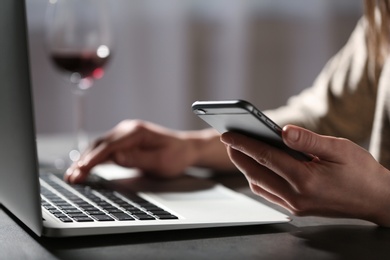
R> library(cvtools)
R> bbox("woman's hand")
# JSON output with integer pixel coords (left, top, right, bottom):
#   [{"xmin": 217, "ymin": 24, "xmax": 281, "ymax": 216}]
[
  {"xmin": 65, "ymin": 120, "xmax": 198, "ymax": 183},
  {"xmin": 221, "ymin": 125, "xmax": 390, "ymax": 226},
  {"xmin": 65, "ymin": 120, "xmax": 235, "ymax": 184}
]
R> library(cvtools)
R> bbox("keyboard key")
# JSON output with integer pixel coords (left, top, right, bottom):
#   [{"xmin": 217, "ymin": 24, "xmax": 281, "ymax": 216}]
[
  {"xmin": 58, "ymin": 205, "xmax": 77, "ymax": 210},
  {"xmin": 142, "ymin": 206, "xmax": 162, "ymax": 211},
  {"xmin": 62, "ymin": 209, "xmax": 83, "ymax": 214},
  {"xmin": 148, "ymin": 210, "xmax": 171, "ymax": 215},
  {"xmin": 78, "ymin": 206, "xmax": 99, "ymax": 211},
  {"xmin": 48, "ymin": 210, "xmax": 63, "ymax": 215},
  {"xmin": 59, "ymin": 217, "xmax": 73, "ymax": 223},
  {"xmin": 105, "ymin": 209, "xmax": 123, "ymax": 214},
  {"xmin": 132, "ymin": 214, "xmax": 155, "ymax": 220},
  {"xmin": 86, "ymin": 210, "xmax": 106, "ymax": 215},
  {"xmin": 110, "ymin": 213, "xmax": 135, "ymax": 221},
  {"xmin": 92, "ymin": 215, "xmax": 115, "ymax": 222},
  {"xmin": 73, "ymin": 217, "xmax": 94, "ymax": 222},
  {"xmin": 43, "ymin": 205, "xmax": 57, "ymax": 210},
  {"xmin": 54, "ymin": 213, "xmax": 68, "ymax": 218},
  {"xmin": 155, "ymin": 215, "xmax": 179, "ymax": 220},
  {"xmin": 40, "ymin": 173, "xmax": 178, "ymax": 223},
  {"xmin": 123, "ymin": 206, "xmax": 138, "ymax": 211},
  {"xmin": 100, "ymin": 205, "xmax": 118, "ymax": 211},
  {"xmin": 68, "ymin": 213, "xmax": 88, "ymax": 218},
  {"xmin": 125, "ymin": 209, "xmax": 145, "ymax": 215}
]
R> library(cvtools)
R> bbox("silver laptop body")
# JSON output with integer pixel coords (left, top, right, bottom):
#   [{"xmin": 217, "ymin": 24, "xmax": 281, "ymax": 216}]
[{"xmin": 0, "ymin": 0, "xmax": 289, "ymax": 237}]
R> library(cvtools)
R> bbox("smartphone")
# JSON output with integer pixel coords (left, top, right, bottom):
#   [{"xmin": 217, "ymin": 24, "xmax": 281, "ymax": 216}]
[{"xmin": 192, "ymin": 99, "xmax": 312, "ymax": 161}]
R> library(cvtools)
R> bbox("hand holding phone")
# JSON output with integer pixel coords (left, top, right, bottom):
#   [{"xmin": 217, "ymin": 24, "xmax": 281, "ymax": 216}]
[{"xmin": 192, "ymin": 99, "xmax": 312, "ymax": 161}]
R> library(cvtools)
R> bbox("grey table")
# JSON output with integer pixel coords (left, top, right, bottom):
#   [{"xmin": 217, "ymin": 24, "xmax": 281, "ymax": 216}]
[{"xmin": 1, "ymin": 172, "xmax": 389, "ymax": 260}]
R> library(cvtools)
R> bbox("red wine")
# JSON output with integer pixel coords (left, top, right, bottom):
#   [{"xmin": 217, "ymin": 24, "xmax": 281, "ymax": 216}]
[{"xmin": 50, "ymin": 51, "xmax": 110, "ymax": 79}]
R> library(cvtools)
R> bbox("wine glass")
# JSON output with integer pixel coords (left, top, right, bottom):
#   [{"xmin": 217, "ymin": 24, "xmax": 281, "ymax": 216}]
[{"xmin": 45, "ymin": 0, "xmax": 112, "ymax": 168}]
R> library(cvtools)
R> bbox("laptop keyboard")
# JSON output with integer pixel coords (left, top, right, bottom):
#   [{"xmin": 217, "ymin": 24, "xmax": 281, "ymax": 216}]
[{"xmin": 40, "ymin": 173, "xmax": 178, "ymax": 223}]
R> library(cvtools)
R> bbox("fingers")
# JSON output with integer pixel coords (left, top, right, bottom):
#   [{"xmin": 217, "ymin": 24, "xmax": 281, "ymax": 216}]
[
  {"xmin": 282, "ymin": 125, "xmax": 346, "ymax": 162},
  {"xmin": 221, "ymin": 132, "xmax": 307, "ymax": 185},
  {"xmin": 226, "ymin": 146, "xmax": 296, "ymax": 204},
  {"xmin": 64, "ymin": 120, "xmax": 183, "ymax": 183},
  {"xmin": 65, "ymin": 120, "xmax": 149, "ymax": 183},
  {"xmin": 81, "ymin": 121, "xmax": 146, "ymax": 169},
  {"xmin": 248, "ymin": 182, "xmax": 293, "ymax": 212},
  {"xmin": 221, "ymin": 133, "xmax": 322, "ymax": 215},
  {"xmin": 64, "ymin": 138, "xmax": 115, "ymax": 183}
]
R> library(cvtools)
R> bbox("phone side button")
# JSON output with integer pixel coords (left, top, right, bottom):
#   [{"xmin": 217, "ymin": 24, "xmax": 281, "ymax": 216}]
[
  {"xmin": 194, "ymin": 109, "xmax": 206, "ymax": 115},
  {"xmin": 265, "ymin": 119, "xmax": 273, "ymax": 127},
  {"xmin": 273, "ymin": 125, "xmax": 282, "ymax": 133},
  {"xmin": 256, "ymin": 111, "xmax": 264, "ymax": 119}
]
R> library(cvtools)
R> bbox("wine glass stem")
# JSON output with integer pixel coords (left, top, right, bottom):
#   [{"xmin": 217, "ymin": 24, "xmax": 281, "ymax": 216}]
[{"xmin": 72, "ymin": 88, "xmax": 88, "ymax": 161}]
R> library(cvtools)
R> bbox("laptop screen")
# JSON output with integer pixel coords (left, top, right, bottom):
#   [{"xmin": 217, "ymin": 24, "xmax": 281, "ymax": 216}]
[{"xmin": 0, "ymin": 0, "xmax": 43, "ymax": 235}]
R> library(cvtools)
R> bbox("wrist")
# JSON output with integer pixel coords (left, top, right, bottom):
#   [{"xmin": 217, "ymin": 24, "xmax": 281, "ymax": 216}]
[
  {"xmin": 365, "ymin": 166, "xmax": 390, "ymax": 227},
  {"xmin": 179, "ymin": 128, "xmax": 235, "ymax": 171}
]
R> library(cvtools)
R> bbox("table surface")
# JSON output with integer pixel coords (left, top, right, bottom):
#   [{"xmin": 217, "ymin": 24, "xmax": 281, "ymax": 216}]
[
  {"xmin": 1, "ymin": 172, "xmax": 389, "ymax": 260},
  {"xmin": 1, "ymin": 135, "xmax": 390, "ymax": 260}
]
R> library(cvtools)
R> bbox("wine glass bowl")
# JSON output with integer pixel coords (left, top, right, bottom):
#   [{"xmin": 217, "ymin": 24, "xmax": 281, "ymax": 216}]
[
  {"xmin": 45, "ymin": 0, "xmax": 112, "ymax": 166},
  {"xmin": 50, "ymin": 44, "xmax": 111, "ymax": 90}
]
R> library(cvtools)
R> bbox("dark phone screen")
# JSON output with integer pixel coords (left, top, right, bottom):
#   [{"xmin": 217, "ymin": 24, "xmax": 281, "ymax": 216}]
[{"xmin": 193, "ymin": 100, "xmax": 312, "ymax": 161}]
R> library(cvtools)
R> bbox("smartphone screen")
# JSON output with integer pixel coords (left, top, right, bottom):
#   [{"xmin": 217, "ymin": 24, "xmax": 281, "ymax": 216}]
[{"xmin": 192, "ymin": 99, "xmax": 312, "ymax": 161}]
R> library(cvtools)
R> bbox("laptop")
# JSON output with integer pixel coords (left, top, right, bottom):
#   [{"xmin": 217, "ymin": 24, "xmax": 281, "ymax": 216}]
[{"xmin": 0, "ymin": 0, "xmax": 290, "ymax": 237}]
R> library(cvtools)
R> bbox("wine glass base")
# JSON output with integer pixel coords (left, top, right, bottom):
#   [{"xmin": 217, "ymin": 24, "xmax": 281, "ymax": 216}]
[
  {"xmin": 37, "ymin": 134, "xmax": 87, "ymax": 173},
  {"xmin": 69, "ymin": 149, "xmax": 81, "ymax": 162},
  {"xmin": 44, "ymin": 150, "xmax": 81, "ymax": 171}
]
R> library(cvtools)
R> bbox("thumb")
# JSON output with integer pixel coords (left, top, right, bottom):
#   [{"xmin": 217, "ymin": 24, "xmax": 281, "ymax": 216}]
[{"xmin": 282, "ymin": 125, "xmax": 340, "ymax": 161}]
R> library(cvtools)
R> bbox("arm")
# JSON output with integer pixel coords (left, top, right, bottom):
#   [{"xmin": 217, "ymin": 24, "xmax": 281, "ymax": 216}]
[
  {"xmin": 182, "ymin": 128, "xmax": 236, "ymax": 171},
  {"xmin": 265, "ymin": 18, "xmax": 380, "ymax": 144}
]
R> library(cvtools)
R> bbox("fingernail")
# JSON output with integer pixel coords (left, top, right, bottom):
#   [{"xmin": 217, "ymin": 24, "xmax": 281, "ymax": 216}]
[
  {"xmin": 285, "ymin": 126, "xmax": 299, "ymax": 142},
  {"xmin": 64, "ymin": 169, "xmax": 72, "ymax": 182},
  {"xmin": 77, "ymin": 160, "xmax": 85, "ymax": 168},
  {"xmin": 65, "ymin": 168, "xmax": 72, "ymax": 177},
  {"xmin": 220, "ymin": 134, "xmax": 232, "ymax": 145},
  {"xmin": 70, "ymin": 169, "xmax": 81, "ymax": 183}
]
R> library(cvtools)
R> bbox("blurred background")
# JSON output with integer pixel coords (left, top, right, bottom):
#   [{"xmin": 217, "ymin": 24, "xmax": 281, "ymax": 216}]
[{"xmin": 27, "ymin": 0, "xmax": 363, "ymax": 136}]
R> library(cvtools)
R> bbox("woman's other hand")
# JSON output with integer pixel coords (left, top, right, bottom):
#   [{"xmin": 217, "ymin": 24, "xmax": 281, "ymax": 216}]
[{"xmin": 221, "ymin": 125, "xmax": 390, "ymax": 226}]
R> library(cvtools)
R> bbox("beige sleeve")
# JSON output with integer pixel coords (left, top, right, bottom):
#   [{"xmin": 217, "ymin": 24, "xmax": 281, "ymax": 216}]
[{"xmin": 264, "ymin": 18, "xmax": 379, "ymax": 143}]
